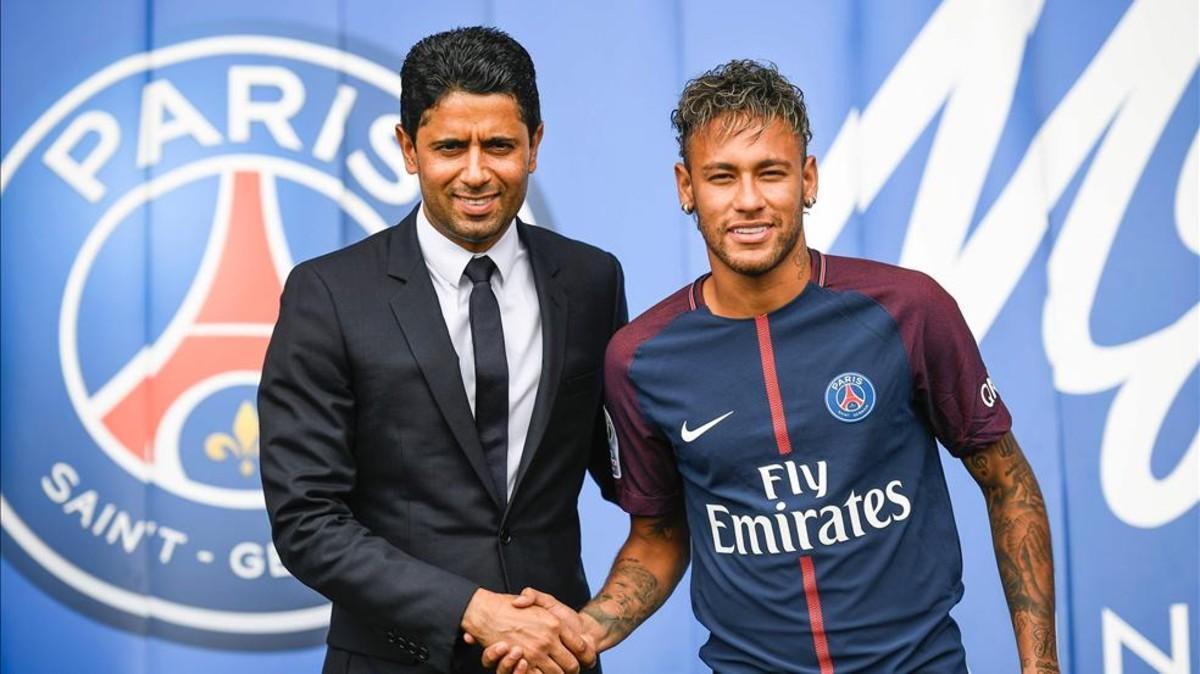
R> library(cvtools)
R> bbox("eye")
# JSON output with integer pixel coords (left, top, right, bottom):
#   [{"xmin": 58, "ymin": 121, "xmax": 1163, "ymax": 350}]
[
  {"xmin": 485, "ymin": 140, "xmax": 516, "ymax": 154},
  {"xmin": 707, "ymin": 173, "xmax": 734, "ymax": 184},
  {"xmin": 433, "ymin": 141, "xmax": 467, "ymax": 155},
  {"xmin": 760, "ymin": 170, "xmax": 788, "ymax": 180}
]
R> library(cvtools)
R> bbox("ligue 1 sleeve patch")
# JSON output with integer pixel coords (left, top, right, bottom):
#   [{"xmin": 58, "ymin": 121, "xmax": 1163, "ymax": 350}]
[
  {"xmin": 825, "ymin": 372, "xmax": 876, "ymax": 423},
  {"xmin": 604, "ymin": 407, "xmax": 622, "ymax": 479}
]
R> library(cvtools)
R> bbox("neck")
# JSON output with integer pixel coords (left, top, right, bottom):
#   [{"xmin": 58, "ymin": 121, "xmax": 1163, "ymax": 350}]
[{"xmin": 705, "ymin": 240, "xmax": 812, "ymax": 318}]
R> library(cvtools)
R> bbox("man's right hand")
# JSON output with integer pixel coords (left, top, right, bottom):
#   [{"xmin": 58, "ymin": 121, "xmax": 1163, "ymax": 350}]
[
  {"xmin": 480, "ymin": 588, "xmax": 601, "ymax": 674},
  {"xmin": 460, "ymin": 588, "xmax": 594, "ymax": 674}
]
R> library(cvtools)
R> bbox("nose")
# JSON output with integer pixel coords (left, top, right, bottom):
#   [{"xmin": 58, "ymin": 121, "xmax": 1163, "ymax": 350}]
[
  {"xmin": 733, "ymin": 174, "xmax": 765, "ymax": 212},
  {"xmin": 461, "ymin": 146, "xmax": 489, "ymax": 188}
]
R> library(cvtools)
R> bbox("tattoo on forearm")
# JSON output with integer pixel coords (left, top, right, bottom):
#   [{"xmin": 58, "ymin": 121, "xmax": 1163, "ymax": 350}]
[
  {"xmin": 969, "ymin": 433, "xmax": 1060, "ymax": 672},
  {"xmin": 584, "ymin": 514, "xmax": 685, "ymax": 647},
  {"xmin": 583, "ymin": 558, "xmax": 662, "ymax": 644}
]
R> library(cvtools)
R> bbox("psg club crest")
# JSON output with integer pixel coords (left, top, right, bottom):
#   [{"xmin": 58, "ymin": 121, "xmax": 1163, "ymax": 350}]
[
  {"xmin": 825, "ymin": 372, "xmax": 876, "ymax": 423},
  {"xmin": 0, "ymin": 35, "xmax": 413, "ymax": 649}
]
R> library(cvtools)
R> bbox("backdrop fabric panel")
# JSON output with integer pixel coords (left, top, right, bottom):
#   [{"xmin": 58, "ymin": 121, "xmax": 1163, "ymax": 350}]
[{"xmin": 1, "ymin": 1, "xmax": 1195, "ymax": 673}]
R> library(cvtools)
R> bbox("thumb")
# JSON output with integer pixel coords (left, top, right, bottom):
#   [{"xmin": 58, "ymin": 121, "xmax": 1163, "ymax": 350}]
[{"xmin": 511, "ymin": 589, "xmax": 537, "ymax": 608}]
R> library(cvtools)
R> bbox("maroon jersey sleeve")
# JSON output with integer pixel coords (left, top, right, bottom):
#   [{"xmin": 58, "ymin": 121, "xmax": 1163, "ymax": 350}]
[
  {"xmin": 602, "ymin": 289, "xmax": 691, "ymax": 516},
  {"xmin": 823, "ymin": 253, "xmax": 1012, "ymax": 457},
  {"xmin": 904, "ymin": 275, "xmax": 1012, "ymax": 456}
]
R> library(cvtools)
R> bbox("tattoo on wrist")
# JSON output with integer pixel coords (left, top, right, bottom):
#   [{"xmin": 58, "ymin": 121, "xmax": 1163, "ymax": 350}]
[{"xmin": 583, "ymin": 558, "xmax": 662, "ymax": 644}]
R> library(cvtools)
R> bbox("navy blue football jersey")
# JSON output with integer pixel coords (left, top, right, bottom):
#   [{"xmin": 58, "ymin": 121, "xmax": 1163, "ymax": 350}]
[{"xmin": 605, "ymin": 250, "xmax": 1011, "ymax": 674}]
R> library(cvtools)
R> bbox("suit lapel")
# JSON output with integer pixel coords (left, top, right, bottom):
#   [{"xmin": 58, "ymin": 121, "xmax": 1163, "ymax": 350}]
[
  {"xmin": 507, "ymin": 221, "xmax": 567, "ymax": 510},
  {"xmin": 386, "ymin": 210, "xmax": 503, "ymax": 507}
]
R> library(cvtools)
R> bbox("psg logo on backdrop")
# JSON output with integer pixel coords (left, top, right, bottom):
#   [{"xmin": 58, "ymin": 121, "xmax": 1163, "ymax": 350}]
[
  {"xmin": 824, "ymin": 372, "xmax": 876, "ymax": 423},
  {"xmin": 0, "ymin": 35, "xmax": 421, "ymax": 648}
]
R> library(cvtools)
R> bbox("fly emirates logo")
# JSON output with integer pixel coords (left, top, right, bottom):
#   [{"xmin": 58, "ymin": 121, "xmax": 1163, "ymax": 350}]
[{"xmin": 705, "ymin": 460, "xmax": 911, "ymax": 555}]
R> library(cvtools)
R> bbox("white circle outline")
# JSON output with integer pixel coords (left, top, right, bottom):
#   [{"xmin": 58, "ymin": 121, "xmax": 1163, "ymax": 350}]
[
  {"xmin": 59, "ymin": 154, "xmax": 386, "ymax": 508},
  {"xmin": 0, "ymin": 35, "xmax": 408, "ymax": 637}
]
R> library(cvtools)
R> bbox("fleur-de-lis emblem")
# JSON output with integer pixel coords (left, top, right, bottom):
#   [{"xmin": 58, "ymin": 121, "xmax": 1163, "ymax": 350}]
[{"xmin": 205, "ymin": 402, "xmax": 259, "ymax": 477}]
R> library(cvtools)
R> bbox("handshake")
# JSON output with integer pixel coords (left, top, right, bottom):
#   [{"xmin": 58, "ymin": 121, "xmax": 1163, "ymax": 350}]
[{"xmin": 461, "ymin": 586, "xmax": 604, "ymax": 674}]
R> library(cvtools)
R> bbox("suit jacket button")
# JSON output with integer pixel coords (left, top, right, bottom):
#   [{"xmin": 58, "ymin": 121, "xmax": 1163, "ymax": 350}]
[{"xmin": 499, "ymin": 529, "xmax": 512, "ymax": 545}]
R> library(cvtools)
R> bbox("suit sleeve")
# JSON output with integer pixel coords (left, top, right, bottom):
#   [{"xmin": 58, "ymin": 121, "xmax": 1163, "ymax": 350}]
[
  {"xmin": 258, "ymin": 263, "xmax": 477, "ymax": 671},
  {"xmin": 909, "ymin": 276, "xmax": 1012, "ymax": 457},
  {"xmin": 587, "ymin": 253, "xmax": 629, "ymax": 503}
]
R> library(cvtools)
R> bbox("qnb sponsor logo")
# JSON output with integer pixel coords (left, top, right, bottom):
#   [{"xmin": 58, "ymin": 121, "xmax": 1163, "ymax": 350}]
[
  {"xmin": 705, "ymin": 459, "xmax": 912, "ymax": 555},
  {"xmin": 980, "ymin": 377, "xmax": 999, "ymax": 408}
]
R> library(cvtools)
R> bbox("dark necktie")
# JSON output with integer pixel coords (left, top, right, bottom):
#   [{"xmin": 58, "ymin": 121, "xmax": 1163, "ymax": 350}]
[{"xmin": 464, "ymin": 256, "xmax": 508, "ymax": 503}]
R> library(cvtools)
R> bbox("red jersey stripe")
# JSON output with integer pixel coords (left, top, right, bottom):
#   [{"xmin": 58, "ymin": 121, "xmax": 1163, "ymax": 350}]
[
  {"xmin": 799, "ymin": 556, "xmax": 835, "ymax": 674},
  {"xmin": 754, "ymin": 315, "xmax": 793, "ymax": 455}
]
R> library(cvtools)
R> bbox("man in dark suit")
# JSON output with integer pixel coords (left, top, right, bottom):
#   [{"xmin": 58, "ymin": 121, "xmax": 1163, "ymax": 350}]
[{"xmin": 258, "ymin": 26, "xmax": 626, "ymax": 674}]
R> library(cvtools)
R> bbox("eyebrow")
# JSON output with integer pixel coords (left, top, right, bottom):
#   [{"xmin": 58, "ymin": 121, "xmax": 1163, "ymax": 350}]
[
  {"xmin": 700, "ymin": 158, "xmax": 793, "ymax": 172},
  {"xmin": 428, "ymin": 135, "xmax": 519, "ymax": 148}
]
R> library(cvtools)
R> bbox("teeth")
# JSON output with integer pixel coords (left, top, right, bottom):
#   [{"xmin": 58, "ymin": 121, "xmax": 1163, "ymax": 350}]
[
  {"xmin": 460, "ymin": 196, "xmax": 494, "ymax": 206},
  {"xmin": 732, "ymin": 226, "xmax": 767, "ymax": 234}
]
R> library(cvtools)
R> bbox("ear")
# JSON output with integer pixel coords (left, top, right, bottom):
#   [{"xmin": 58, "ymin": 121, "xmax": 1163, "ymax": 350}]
[
  {"xmin": 527, "ymin": 122, "xmax": 545, "ymax": 174},
  {"xmin": 674, "ymin": 161, "xmax": 694, "ymax": 213},
  {"xmin": 802, "ymin": 154, "xmax": 819, "ymax": 205},
  {"xmin": 396, "ymin": 124, "xmax": 419, "ymax": 175}
]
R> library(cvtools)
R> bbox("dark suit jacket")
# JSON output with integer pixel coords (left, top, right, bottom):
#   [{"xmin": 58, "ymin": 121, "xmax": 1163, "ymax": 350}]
[{"xmin": 259, "ymin": 208, "xmax": 627, "ymax": 673}]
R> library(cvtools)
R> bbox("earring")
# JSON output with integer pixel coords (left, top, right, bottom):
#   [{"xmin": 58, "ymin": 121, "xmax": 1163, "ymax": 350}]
[
  {"xmin": 682, "ymin": 203, "xmax": 694, "ymax": 215},
  {"xmin": 803, "ymin": 197, "xmax": 816, "ymax": 209}
]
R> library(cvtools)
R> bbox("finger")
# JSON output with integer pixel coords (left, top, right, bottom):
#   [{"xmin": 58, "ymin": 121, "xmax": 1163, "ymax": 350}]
[
  {"xmin": 560, "ymin": 630, "xmax": 588, "ymax": 658},
  {"xmin": 511, "ymin": 592, "xmax": 536, "ymax": 608},
  {"xmin": 464, "ymin": 632, "xmax": 476, "ymax": 645},
  {"xmin": 526, "ymin": 647, "xmax": 566, "ymax": 674},
  {"xmin": 576, "ymin": 640, "xmax": 597, "ymax": 669},
  {"xmin": 496, "ymin": 647, "xmax": 523, "ymax": 674},
  {"xmin": 547, "ymin": 640, "xmax": 580, "ymax": 674},
  {"xmin": 514, "ymin": 659, "xmax": 529, "ymax": 674},
  {"xmin": 482, "ymin": 642, "xmax": 511, "ymax": 668},
  {"xmin": 521, "ymin": 587, "xmax": 558, "ymax": 609}
]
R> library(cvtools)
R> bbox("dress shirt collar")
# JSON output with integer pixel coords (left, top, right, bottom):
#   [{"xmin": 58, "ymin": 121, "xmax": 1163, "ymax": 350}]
[{"xmin": 415, "ymin": 204, "xmax": 521, "ymax": 287}]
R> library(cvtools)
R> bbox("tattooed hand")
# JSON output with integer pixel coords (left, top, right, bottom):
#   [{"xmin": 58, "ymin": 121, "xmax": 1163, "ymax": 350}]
[{"xmin": 964, "ymin": 431, "xmax": 1060, "ymax": 673}]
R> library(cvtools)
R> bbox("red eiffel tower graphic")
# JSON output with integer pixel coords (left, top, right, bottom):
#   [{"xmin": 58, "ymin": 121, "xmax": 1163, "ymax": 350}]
[
  {"xmin": 98, "ymin": 171, "xmax": 286, "ymax": 461},
  {"xmin": 839, "ymin": 384, "xmax": 866, "ymax": 412}
]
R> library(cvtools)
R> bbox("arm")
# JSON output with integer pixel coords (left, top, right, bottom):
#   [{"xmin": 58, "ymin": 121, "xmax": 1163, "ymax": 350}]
[
  {"xmin": 259, "ymin": 264, "xmax": 479, "ymax": 668},
  {"xmin": 586, "ymin": 253, "xmax": 629, "ymax": 503},
  {"xmin": 481, "ymin": 511, "xmax": 689, "ymax": 673},
  {"xmin": 261, "ymin": 265, "xmax": 585, "ymax": 672},
  {"xmin": 962, "ymin": 431, "xmax": 1059, "ymax": 674},
  {"xmin": 581, "ymin": 510, "xmax": 690, "ymax": 651}
]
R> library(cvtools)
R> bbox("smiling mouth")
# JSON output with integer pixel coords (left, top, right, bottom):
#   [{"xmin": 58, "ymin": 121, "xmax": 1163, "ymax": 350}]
[
  {"xmin": 729, "ymin": 225, "xmax": 769, "ymax": 235},
  {"xmin": 455, "ymin": 194, "xmax": 500, "ymax": 215},
  {"xmin": 726, "ymin": 223, "xmax": 773, "ymax": 243}
]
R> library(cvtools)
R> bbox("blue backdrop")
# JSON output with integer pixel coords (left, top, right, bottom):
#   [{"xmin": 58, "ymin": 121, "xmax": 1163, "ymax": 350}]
[{"xmin": 2, "ymin": 1, "xmax": 1196, "ymax": 672}]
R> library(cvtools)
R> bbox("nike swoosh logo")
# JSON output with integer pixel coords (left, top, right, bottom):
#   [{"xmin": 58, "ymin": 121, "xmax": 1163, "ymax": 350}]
[{"xmin": 680, "ymin": 411, "xmax": 734, "ymax": 443}]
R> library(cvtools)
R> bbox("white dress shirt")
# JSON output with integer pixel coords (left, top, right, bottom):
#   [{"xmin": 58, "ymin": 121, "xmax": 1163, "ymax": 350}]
[{"xmin": 415, "ymin": 206, "xmax": 542, "ymax": 499}]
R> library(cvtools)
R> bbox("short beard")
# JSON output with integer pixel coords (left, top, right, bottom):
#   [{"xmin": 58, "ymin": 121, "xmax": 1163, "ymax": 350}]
[{"xmin": 701, "ymin": 213, "xmax": 803, "ymax": 277}]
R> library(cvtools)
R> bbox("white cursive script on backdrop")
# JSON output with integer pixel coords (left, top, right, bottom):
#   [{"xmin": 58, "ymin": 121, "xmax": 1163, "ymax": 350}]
[{"xmin": 807, "ymin": 0, "xmax": 1199, "ymax": 529}]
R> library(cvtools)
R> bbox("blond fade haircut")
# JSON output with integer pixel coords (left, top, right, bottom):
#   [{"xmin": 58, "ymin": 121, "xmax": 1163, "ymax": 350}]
[{"xmin": 671, "ymin": 59, "xmax": 813, "ymax": 164}]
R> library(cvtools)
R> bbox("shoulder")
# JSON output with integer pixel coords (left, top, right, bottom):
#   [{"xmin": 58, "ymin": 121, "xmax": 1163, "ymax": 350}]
[
  {"xmin": 606, "ymin": 283, "xmax": 695, "ymax": 375},
  {"xmin": 290, "ymin": 225, "xmax": 393, "ymax": 286},
  {"xmin": 821, "ymin": 252, "xmax": 958, "ymax": 322},
  {"xmin": 522, "ymin": 222, "xmax": 619, "ymax": 273}
]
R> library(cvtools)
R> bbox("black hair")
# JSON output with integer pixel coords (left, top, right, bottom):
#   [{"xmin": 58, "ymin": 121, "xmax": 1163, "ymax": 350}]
[{"xmin": 400, "ymin": 26, "xmax": 541, "ymax": 140}]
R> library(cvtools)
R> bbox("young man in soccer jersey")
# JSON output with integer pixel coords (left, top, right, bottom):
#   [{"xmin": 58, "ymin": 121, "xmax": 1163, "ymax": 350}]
[{"xmin": 481, "ymin": 60, "xmax": 1060, "ymax": 674}]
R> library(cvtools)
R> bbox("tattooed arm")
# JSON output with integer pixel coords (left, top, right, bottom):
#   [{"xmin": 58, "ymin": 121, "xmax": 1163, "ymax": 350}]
[
  {"xmin": 962, "ymin": 431, "xmax": 1059, "ymax": 674},
  {"xmin": 479, "ymin": 511, "xmax": 690, "ymax": 673},
  {"xmin": 580, "ymin": 510, "xmax": 691, "ymax": 652}
]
